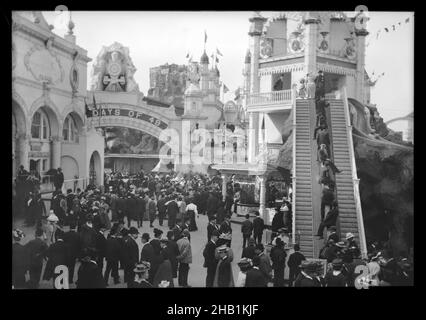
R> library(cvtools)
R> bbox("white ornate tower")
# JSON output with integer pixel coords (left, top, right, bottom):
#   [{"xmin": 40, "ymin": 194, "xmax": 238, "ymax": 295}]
[{"xmin": 200, "ymin": 51, "xmax": 209, "ymax": 92}]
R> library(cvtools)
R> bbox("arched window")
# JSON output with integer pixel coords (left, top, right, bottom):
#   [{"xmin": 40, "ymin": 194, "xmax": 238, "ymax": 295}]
[
  {"xmin": 63, "ymin": 114, "xmax": 79, "ymax": 142},
  {"xmin": 31, "ymin": 110, "xmax": 49, "ymax": 140}
]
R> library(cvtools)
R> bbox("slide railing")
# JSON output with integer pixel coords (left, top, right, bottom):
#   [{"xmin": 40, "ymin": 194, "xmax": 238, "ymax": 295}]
[{"xmin": 341, "ymin": 86, "xmax": 368, "ymax": 259}]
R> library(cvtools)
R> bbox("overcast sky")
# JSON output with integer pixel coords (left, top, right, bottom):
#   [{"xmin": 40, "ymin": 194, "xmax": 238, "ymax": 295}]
[{"xmin": 42, "ymin": 11, "xmax": 414, "ymax": 124}]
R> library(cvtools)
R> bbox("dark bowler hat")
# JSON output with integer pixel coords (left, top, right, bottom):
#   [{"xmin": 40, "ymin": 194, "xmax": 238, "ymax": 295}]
[
  {"xmin": 129, "ymin": 227, "xmax": 139, "ymax": 235},
  {"xmin": 153, "ymin": 228, "xmax": 163, "ymax": 237}
]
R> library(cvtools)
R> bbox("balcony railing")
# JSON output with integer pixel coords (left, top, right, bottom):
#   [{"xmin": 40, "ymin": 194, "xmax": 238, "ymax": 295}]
[{"xmin": 247, "ymin": 89, "xmax": 292, "ymax": 106}]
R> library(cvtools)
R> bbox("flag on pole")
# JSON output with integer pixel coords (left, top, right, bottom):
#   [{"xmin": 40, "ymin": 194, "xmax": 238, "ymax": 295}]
[
  {"xmin": 93, "ymin": 94, "xmax": 98, "ymax": 110},
  {"xmin": 234, "ymin": 87, "xmax": 241, "ymax": 101},
  {"xmin": 216, "ymin": 48, "xmax": 223, "ymax": 56},
  {"xmin": 84, "ymin": 98, "xmax": 91, "ymax": 118},
  {"xmin": 223, "ymin": 84, "xmax": 229, "ymax": 93}
]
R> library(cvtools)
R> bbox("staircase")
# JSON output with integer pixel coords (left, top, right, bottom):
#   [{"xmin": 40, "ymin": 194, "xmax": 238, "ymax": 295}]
[
  {"xmin": 328, "ymin": 99, "xmax": 360, "ymax": 244},
  {"xmin": 294, "ymin": 99, "xmax": 322, "ymax": 258}
]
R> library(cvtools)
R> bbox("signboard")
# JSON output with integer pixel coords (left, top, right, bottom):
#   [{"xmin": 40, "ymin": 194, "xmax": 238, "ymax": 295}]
[{"xmin": 87, "ymin": 105, "xmax": 168, "ymax": 130}]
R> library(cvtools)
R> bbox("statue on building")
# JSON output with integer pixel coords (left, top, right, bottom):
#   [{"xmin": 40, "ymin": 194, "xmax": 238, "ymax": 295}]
[{"xmin": 90, "ymin": 42, "xmax": 139, "ymax": 92}]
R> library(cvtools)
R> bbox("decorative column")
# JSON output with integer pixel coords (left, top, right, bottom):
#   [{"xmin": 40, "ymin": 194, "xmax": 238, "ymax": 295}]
[
  {"xmin": 247, "ymin": 15, "xmax": 266, "ymax": 165},
  {"xmin": 221, "ymin": 173, "xmax": 228, "ymax": 202},
  {"xmin": 258, "ymin": 175, "xmax": 266, "ymax": 220},
  {"xmin": 248, "ymin": 112, "xmax": 259, "ymax": 164},
  {"xmin": 303, "ymin": 14, "xmax": 320, "ymax": 77},
  {"xmin": 17, "ymin": 133, "xmax": 30, "ymax": 170},
  {"xmin": 51, "ymin": 135, "xmax": 62, "ymax": 169},
  {"xmin": 355, "ymin": 29, "xmax": 369, "ymax": 104}
]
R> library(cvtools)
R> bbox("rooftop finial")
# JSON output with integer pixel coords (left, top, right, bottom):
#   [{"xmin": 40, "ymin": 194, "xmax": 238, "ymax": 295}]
[{"xmin": 67, "ymin": 11, "xmax": 75, "ymax": 35}]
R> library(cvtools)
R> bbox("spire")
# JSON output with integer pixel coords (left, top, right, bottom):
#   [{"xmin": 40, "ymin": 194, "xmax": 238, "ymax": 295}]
[
  {"xmin": 244, "ymin": 49, "xmax": 251, "ymax": 64},
  {"xmin": 200, "ymin": 50, "xmax": 209, "ymax": 65}
]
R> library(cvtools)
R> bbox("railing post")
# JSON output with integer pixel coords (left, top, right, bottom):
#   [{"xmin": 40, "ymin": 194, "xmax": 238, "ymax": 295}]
[
  {"xmin": 341, "ymin": 86, "xmax": 368, "ymax": 259},
  {"xmin": 291, "ymin": 85, "xmax": 297, "ymax": 245}
]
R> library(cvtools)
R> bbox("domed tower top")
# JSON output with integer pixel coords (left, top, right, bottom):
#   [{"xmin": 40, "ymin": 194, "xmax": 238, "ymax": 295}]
[
  {"xmin": 244, "ymin": 50, "xmax": 251, "ymax": 64},
  {"xmin": 200, "ymin": 51, "xmax": 209, "ymax": 65}
]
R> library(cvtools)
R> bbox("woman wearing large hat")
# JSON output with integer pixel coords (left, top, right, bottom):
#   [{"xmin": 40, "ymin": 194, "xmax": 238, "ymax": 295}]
[
  {"xmin": 12, "ymin": 229, "xmax": 27, "ymax": 289},
  {"xmin": 213, "ymin": 245, "xmax": 235, "ymax": 287},
  {"xmin": 236, "ymin": 258, "xmax": 253, "ymax": 287},
  {"xmin": 132, "ymin": 261, "xmax": 153, "ymax": 288}
]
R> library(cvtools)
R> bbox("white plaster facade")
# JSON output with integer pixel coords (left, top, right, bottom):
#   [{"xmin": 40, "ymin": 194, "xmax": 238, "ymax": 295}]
[{"xmin": 12, "ymin": 12, "xmax": 104, "ymax": 188}]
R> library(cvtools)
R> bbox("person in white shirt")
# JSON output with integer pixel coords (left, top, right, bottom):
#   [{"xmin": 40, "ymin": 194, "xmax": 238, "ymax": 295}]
[{"xmin": 186, "ymin": 201, "xmax": 198, "ymax": 231}]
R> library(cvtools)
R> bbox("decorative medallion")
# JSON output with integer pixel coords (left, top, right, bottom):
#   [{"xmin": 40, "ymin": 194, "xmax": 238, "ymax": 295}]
[
  {"xmin": 318, "ymin": 31, "xmax": 329, "ymax": 53},
  {"xmin": 24, "ymin": 41, "xmax": 64, "ymax": 85},
  {"xmin": 69, "ymin": 65, "xmax": 79, "ymax": 93},
  {"xmin": 288, "ymin": 30, "xmax": 305, "ymax": 54},
  {"xmin": 260, "ymin": 38, "xmax": 273, "ymax": 58},
  {"xmin": 344, "ymin": 37, "xmax": 357, "ymax": 60}
]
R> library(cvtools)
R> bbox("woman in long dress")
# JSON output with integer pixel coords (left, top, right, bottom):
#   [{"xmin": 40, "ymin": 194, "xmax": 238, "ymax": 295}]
[
  {"xmin": 213, "ymin": 245, "xmax": 235, "ymax": 287},
  {"xmin": 153, "ymin": 241, "xmax": 174, "ymax": 288},
  {"xmin": 185, "ymin": 200, "xmax": 198, "ymax": 231}
]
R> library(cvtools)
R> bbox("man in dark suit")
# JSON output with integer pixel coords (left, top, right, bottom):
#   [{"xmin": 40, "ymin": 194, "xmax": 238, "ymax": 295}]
[
  {"xmin": 242, "ymin": 238, "xmax": 256, "ymax": 260},
  {"xmin": 314, "ymin": 70, "xmax": 325, "ymax": 100},
  {"xmin": 136, "ymin": 193, "xmax": 146, "ymax": 228},
  {"xmin": 316, "ymin": 201, "xmax": 339, "ymax": 239},
  {"xmin": 270, "ymin": 238, "xmax": 287, "ymax": 287},
  {"xmin": 166, "ymin": 196, "xmax": 179, "ymax": 229},
  {"xmin": 77, "ymin": 248, "xmax": 106, "ymax": 288},
  {"xmin": 123, "ymin": 227, "xmax": 140, "ymax": 288},
  {"xmin": 206, "ymin": 192, "xmax": 219, "ymax": 220},
  {"xmin": 321, "ymin": 184, "xmax": 335, "ymax": 222},
  {"xmin": 219, "ymin": 216, "xmax": 232, "ymax": 247},
  {"xmin": 104, "ymin": 228, "xmax": 121, "ymax": 285},
  {"xmin": 94, "ymin": 226, "xmax": 107, "ymax": 274},
  {"xmin": 25, "ymin": 228, "xmax": 48, "ymax": 288},
  {"xmin": 287, "ymin": 244, "xmax": 306, "ymax": 287},
  {"xmin": 241, "ymin": 214, "xmax": 253, "ymax": 249},
  {"xmin": 53, "ymin": 167, "xmax": 64, "ymax": 191},
  {"xmin": 245, "ymin": 255, "xmax": 267, "ymax": 287},
  {"xmin": 63, "ymin": 222, "xmax": 80, "ymax": 284},
  {"xmin": 79, "ymin": 214, "xmax": 97, "ymax": 252},
  {"xmin": 207, "ymin": 216, "xmax": 219, "ymax": 242},
  {"xmin": 252, "ymin": 211, "xmax": 265, "ymax": 245},
  {"xmin": 157, "ymin": 193, "xmax": 167, "ymax": 226},
  {"xmin": 141, "ymin": 233, "xmax": 154, "ymax": 266},
  {"xmin": 203, "ymin": 230, "xmax": 219, "ymax": 287}
]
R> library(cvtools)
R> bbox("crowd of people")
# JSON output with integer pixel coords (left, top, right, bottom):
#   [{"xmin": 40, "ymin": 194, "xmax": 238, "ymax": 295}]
[{"xmin": 11, "ymin": 169, "xmax": 250, "ymax": 289}]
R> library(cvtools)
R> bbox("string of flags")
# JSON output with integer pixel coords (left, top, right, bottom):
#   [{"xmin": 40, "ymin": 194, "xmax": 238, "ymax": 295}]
[{"xmin": 373, "ymin": 16, "xmax": 411, "ymax": 41}]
